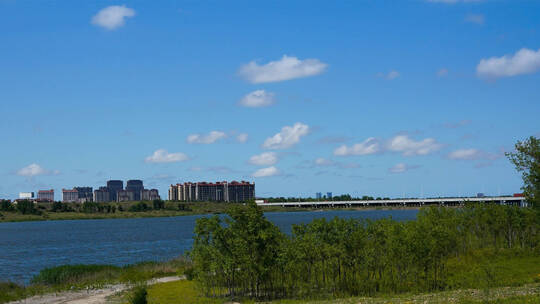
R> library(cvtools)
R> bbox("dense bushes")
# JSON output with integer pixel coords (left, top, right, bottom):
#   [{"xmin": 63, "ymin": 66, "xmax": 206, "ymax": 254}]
[{"xmin": 190, "ymin": 202, "xmax": 540, "ymax": 300}]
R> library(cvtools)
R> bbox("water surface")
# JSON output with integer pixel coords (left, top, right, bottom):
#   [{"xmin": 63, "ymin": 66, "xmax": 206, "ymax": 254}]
[{"xmin": 0, "ymin": 209, "xmax": 417, "ymax": 284}]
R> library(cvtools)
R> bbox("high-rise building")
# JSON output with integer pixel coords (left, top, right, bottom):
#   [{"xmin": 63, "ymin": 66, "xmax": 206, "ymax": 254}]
[
  {"xmin": 169, "ymin": 181, "xmax": 255, "ymax": 202},
  {"xmin": 227, "ymin": 181, "xmax": 255, "ymax": 202},
  {"xmin": 316, "ymin": 192, "xmax": 322, "ymax": 200},
  {"xmin": 107, "ymin": 180, "xmax": 123, "ymax": 202},
  {"xmin": 37, "ymin": 190, "xmax": 54, "ymax": 202},
  {"xmin": 327, "ymin": 192, "xmax": 333, "ymax": 200},
  {"xmin": 117, "ymin": 189, "xmax": 135, "ymax": 202},
  {"xmin": 62, "ymin": 189, "xmax": 78, "ymax": 202},
  {"xmin": 142, "ymin": 189, "xmax": 161, "ymax": 201},
  {"xmin": 126, "ymin": 180, "xmax": 144, "ymax": 201},
  {"xmin": 93, "ymin": 187, "xmax": 110, "ymax": 202},
  {"xmin": 74, "ymin": 187, "xmax": 93, "ymax": 202}
]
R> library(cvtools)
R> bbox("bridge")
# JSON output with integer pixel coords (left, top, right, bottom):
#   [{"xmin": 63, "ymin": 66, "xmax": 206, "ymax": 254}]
[{"xmin": 257, "ymin": 196, "xmax": 528, "ymax": 208}]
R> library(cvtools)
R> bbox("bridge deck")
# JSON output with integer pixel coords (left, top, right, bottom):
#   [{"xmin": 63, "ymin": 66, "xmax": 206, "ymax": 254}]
[{"xmin": 258, "ymin": 196, "xmax": 527, "ymax": 207}]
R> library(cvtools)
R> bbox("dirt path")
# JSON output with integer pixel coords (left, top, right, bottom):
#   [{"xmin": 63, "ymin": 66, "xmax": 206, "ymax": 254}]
[{"xmin": 8, "ymin": 276, "xmax": 184, "ymax": 304}]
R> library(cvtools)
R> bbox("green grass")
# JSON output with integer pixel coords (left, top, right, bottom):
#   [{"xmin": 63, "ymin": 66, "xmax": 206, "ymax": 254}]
[
  {"xmin": 143, "ymin": 280, "xmax": 540, "ymax": 304},
  {"xmin": 0, "ymin": 257, "xmax": 190, "ymax": 304}
]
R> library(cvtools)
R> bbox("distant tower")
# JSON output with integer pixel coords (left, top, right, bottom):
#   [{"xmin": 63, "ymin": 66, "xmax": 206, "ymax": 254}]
[
  {"xmin": 126, "ymin": 180, "xmax": 144, "ymax": 201},
  {"xmin": 107, "ymin": 180, "xmax": 123, "ymax": 202}
]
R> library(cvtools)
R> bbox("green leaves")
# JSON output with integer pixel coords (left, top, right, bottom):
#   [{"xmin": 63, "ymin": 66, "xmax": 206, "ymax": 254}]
[{"xmin": 191, "ymin": 203, "xmax": 540, "ymax": 300}]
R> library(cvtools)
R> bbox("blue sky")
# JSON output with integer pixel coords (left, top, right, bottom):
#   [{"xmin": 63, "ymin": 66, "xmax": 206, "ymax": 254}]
[{"xmin": 1, "ymin": 0, "xmax": 539, "ymax": 200}]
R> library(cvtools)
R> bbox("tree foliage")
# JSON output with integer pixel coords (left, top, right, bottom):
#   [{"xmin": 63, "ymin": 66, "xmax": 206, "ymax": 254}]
[
  {"xmin": 190, "ymin": 202, "xmax": 540, "ymax": 300},
  {"xmin": 506, "ymin": 136, "xmax": 540, "ymax": 209}
]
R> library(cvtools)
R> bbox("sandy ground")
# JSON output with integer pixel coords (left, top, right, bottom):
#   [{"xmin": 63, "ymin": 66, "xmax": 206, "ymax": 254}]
[{"xmin": 8, "ymin": 276, "xmax": 183, "ymax": 304}]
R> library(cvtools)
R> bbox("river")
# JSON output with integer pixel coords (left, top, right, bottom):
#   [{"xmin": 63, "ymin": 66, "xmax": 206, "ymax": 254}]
[{"xmin": 0, "ymin": 209, "xmax": 417, "ymax": 284}]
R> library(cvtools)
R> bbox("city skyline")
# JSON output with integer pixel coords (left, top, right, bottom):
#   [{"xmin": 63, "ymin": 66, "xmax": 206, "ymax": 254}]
[{"xmin": 2, "ymin": 1, "xmax": 540, "ymax": 199}]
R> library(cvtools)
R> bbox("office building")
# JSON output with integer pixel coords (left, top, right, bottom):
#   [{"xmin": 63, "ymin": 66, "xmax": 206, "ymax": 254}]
[
  {"xmin": 75, "ymin": 187, "xmax": 93, "ymax": 202},
  {"xmin": 169, "ymin": 181, "xmax": 255, "ymax": 202},
  {"xmin": 19, "ymin": 192, "xmax": 35, "ymax": 199},
  {"xmin": 327, "ymin": 192, "xmax": 333, "ymax": 200},
  {"xmin": 316, "ymin": 192, "xmax": 322, "ymax": 200},
  {"xmin": 37, "ymin": 189, "xmax": 54, "ymax": 202},
  {"xmin": 93, "ymin": 187, "xmax": 110, "ymax": 203},
  {"xmin": 126, "ymin": 180, "xmax": 144, "ymax": 201},
  {"xmin": 142, "ymin": 189, "xmax": 160, "ymax": 201},
  {"xmin": 107, "ymin": 180, "xmax": 123, "ymax": 202}
]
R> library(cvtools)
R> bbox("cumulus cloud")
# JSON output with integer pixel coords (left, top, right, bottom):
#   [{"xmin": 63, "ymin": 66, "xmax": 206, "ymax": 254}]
[
  {"xmin": 236, "ymin": 133, "xmax": 249, "ymax": 143},
  {"xmin": 145, "ymin": 149, "xmax": 189, "ymax": 163},
  {"xmin": 187, "ymin": 131, "xmax": 227, "ymax": 144},
  {"xmin": 465, "ymin": 14, "xmax": 485, "ymax": 25},
  {"xmin": 263, "ymin": 122, "xmax": 310, "ymax": 149},
  {"xmin": 16, "ymin": 164, "xmax": 58, "ymax": 177},
  {"xmin": 252, "ymin": 166, "xmax": 280, "ymax": 177},
  {"xmin": 239, "ymin": 90, "xmax": 275, "ymax": 107},
  {"xmin": 335, "ymin": 135, "xmax": 442, "ymax": 157},
  {"xmin": 249, "ymin": 152, "xmax": 278, "ymax": 166},
  {"xmin": 477, "ymin": 48, "xmax": 540, "ymax": 79},
  {"xmin": 238, "ymin": 55, "xmax": 328, "ymax": 84},
  {"xmin": 389, "ymin": 163, "xmax": 420, "ymax": 174},
  {"xmin": 334, "ymin": 137, "xmax": 381, "ymax": 156},
  {"xmin": 387, "ymin": 135, "xmax": 442, "ymax": 156},
  {"xmin": 91, "ymin": 5, "xmax": 135, "ymax": 30}
]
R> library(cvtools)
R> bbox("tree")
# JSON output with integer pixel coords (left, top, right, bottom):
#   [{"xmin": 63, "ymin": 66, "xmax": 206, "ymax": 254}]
[{"xmin": 506, "ymin": 136, "xmax": 540, "ymax": 209}]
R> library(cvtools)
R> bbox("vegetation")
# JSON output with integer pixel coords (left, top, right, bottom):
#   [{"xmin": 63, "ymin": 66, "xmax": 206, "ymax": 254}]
[
  {"xmin": 190, "ymin": 202, "xmax": 540, "ymax": 301},
  {"xmin": 0, "ymin": 257, "xmax": 189, "ymax": 304},
  {"xmin": 0, "ymin": 200, "xmax": 364, "ymax": 223},
  {"xmin": 130, "ymin": 285, "xmax": 148, "ymax": 304},
  {"xmin": 506, "ymin": 136, "xmax": 540, "ymax": 209},
  {"xmin": 142, "ymin": 279, "xmax": 540, "ymax": 304}
]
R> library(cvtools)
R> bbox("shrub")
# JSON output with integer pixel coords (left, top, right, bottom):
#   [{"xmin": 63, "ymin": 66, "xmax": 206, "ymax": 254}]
[{"xmin": 130, "ymin": 285, "xmax": 147, "ymax": 304}]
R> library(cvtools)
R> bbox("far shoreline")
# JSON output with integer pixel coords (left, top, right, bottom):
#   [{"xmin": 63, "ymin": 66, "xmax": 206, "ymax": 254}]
[{"xmin": 0, "ymin": 204, "xmax": 423, "ymax": 223}]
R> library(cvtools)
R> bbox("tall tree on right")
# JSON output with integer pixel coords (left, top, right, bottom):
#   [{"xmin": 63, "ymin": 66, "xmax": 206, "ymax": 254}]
[{"xmin": 506, "ymin": 136, "xmax": 540, "ymax": 209}]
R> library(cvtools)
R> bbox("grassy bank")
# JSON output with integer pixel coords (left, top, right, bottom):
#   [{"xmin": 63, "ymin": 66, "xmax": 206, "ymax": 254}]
[
  {"xmin": 142, "ymin": 280, "xmax": 540, "ymax": 304},
  {"xmin": 0, "ymin": 201, "xmax": 414, "ymax": 223},
  {"xmin": 136, "ymin": 249, "xmax": 540, "ymax": 304},
  {"xmin": 0, "ymin": 257, "xmax": 190, "ymax": 304}
]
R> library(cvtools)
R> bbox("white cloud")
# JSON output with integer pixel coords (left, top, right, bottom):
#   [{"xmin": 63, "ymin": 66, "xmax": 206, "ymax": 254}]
[
  {"xmin": 145, "ymin": 149, "xmax": 189, "ymax": 163},
  {"xmin": 448, "ymin": 149, "xmax": 480, "ymax": 160},
  {"xmin": 465, "ymin": 14, "xmax": 485, "ymax": 25},
  {"xmin": 16, "ymin": 163, "xmax": 58, "ymax": 177},
  {"xmin": 477, "ymin": 48, "xmax": 540, "ymax": 79},
  {"xmin": 91, "ymin": 5, "xmax": 135, "ymax": 30},
  {"xmin": 447, "ymin": 148, "xmax": 500, "ymax": 161},
  {"xmin": 334, "ymin": 137, "xmax": 381, "ymax": 156},
  {"xmin": 239, "ymin": 90, "xmax": 275, "ymax": 107},
  {"xmin": 238, "ymin": 55, "xmax": 328, "ymax": 84},
  {"xmin": 249, "ymin": 152, "xmax": 278, "ymax": 166},
  {"xmin": 314, "ymin": 157, "xmax": 334, "ymax": 166},
  {"xmin": 335, "ymin": 135, "xmax": 442, "ymax": 157},
  {"xmin": 387, "ymin": 135, "xmax": 442, "ymax": 156},
  {"xmin": 377, "ymin": 70, "xmax": 400, "ymax": 80},
  {"xmin": 389, "ymin": 163, "xmax": 420, "ymax": 174},
  {"xmin": 437, "ymin": 68, "xmax": 449, "ymax": 77},
  {"xmin": 252, "ymin": 166, "xmax": 280, "ymax": 177},
  {"xmin": 187, "ymin": 131, "xmax": 227, "ymax": 144},
  {"xmin": 263, "ymin": 122, "xmax": 310, "ymax": 149},
  {"xmin": 236, "ymin": 133, "xmax": 249, "ymax": 143}
]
